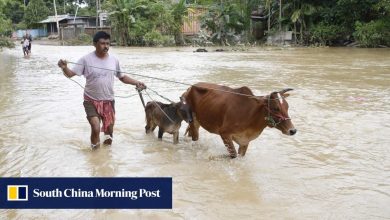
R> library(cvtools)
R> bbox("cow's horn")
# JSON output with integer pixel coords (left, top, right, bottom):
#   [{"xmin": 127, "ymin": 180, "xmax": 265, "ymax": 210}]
[{"xmin": 279, "ymin": 88, "xmax": 293, "ymax": 94}]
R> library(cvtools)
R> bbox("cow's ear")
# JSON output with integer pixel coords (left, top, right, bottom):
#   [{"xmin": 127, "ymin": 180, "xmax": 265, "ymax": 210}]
[
  {"xmin": 282, "ymin": 93, "xmax": 290, "ymax": 98},
  {"xmin": 180, "ymin": 96, "xmax": 187, "ymax": 104},
  {"xmin": 173, "ymin": 101, "xmax": 179, "ymax": 107}
]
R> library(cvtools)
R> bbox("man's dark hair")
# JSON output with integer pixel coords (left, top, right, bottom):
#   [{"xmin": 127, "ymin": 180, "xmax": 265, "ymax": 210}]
[{"xmin": 93, "ymin": 31, "xmax": 110, "ymax": 43}]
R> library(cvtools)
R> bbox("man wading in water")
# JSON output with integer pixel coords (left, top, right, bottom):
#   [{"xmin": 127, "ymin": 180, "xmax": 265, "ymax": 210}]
[{"xmin": 58, "ymin": 31, "xmax": 146, "ymax": 149}]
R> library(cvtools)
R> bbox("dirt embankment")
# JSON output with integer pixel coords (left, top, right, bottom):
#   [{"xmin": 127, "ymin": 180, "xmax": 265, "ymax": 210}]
[{"xmin": 31, "ymin": 39, "xmax": 61, "ymax": 46}]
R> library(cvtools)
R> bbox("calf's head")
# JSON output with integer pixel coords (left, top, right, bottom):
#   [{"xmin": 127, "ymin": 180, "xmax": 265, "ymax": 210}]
[{"xmin": 176, "ymin": 97, "xmax": 193, "ymax": 123}]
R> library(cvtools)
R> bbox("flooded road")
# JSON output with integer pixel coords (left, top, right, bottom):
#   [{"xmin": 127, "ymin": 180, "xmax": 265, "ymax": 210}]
[{"xmin": 0, "ymin": 45, "xmax": 389, "ymax": 219}]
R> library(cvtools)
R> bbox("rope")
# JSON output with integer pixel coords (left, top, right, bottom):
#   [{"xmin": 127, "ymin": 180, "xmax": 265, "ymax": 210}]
[
  {"xmin": 67, "ymin": 61, "xmax": 255, "ymax": 98},
  {"xmin": 147, "ymin": 87, "xmax": 174, "ymax": 103},
  {"xmin": 68, "ymin": 61, "xmax": 190, "ymax": 86},
  {"xmin": 264, "ymin": 94, "xmax": 291, "ymax": 127},
  {"xmin": 143, "ymin": 90, "xmax": 175, "ymax": 123},
  {"xmin": 63, "ymin": 68, "xmax": 175, "ymax": 123},
  {"xmin": 61, "ymin": 71, "xmax": 138, "ymax": 98},
  {"xmin": 63, "ymin": 73, "xmax": 174, "ymax": 126}
]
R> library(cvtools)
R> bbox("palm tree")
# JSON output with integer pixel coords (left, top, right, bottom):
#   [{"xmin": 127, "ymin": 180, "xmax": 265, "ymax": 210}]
[
  {"xmin": 291, "ymin": 2, "xmax": 316, "ymax": 44},
  {"xmin": 265, "ymin": 0, "xmax": 272, "ymax": 32}
]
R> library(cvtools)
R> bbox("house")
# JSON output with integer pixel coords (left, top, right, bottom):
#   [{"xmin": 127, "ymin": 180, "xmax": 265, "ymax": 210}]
[{"xmin": 39, "ymin": 14, "xmax": 96, "ymax": 36}]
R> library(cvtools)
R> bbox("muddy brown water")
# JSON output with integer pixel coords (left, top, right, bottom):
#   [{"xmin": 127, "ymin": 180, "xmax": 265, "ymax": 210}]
[{"xmin": 0, "ymin": 45, "xmax": 389, "ymax": 219}]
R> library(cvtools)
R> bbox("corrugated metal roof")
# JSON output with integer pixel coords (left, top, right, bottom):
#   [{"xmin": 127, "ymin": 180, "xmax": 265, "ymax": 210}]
[
  {"xmin": 39, "ymin": 14, "xmax": 92, "ymax": 24},
  {"xmin": 39, "ymin": 14, "xmax": 71, "ymax": 23}
]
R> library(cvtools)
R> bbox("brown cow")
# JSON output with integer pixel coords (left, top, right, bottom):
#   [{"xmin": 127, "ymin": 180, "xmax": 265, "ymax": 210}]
[
  {"xmin": 145, "ymin": 99, "xmax": 192, "ymax": 144},
  {"xmin": 182, "ymin": 82, "xmax": 297, "ymax": 158}
]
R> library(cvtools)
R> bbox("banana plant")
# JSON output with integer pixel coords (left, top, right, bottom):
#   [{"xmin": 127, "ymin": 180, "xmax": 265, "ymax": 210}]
[
  {"xmin": 201, "ymin": 2, "xmax": 244, "ymax": 45},
  {"xmin": 291, "ymin": 2, "xmax": 316, "ymax": 44},
  {"xmin": 105, "ymin": 0, "xmax": 154, "ymax": 45}
]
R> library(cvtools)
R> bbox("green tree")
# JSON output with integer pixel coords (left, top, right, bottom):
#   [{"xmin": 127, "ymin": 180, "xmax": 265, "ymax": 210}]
[
  {"xmin": 354, "ymin": 19, "xmax": 390, "ymax": 47},
  {"xmin": 310, "ymin": 22, "xmax": 342, "ymax": 46},
  {"xmin": 200, "ymin": 2, "xmax": 245, "ymax": 45},
  {"xmin": 291, "ymin": 2, "xmax": 316, "ymax": 44},
  {"xmin": 129, "ymin": 0, "xmax": 173, "ymax": 46},
  {"xmin": 0, "ymin": 0, "xmax": 14, "ymax": 49},
  {"xmin": 103, "ymin": 0, "xmax": 136, "ymax": 45},
  {"xmin": 3, "ymin": 1, "xmax": 25, "ymax": 24},
  {"xmin": 24, "ymin": 0, "xmax": 50, "ymax": 28},
  {"xmin": 376, "ymin": 0, "xmax": 390, "ymax": 14},
  {"xmin": 61, "ymin": 0, "xmax": 390, "ymax": 47},
  {"xmin": 0, "ymin": 16, "xmax": 13, "ymax": 37},
  {"xmin": 0, "ymin": 0, "xmax": 13, "ymax": 36},
  {"xmin": 104, "ymin": 0, "xmax": 174, "ymax": 46},
  {"xmin": 171, "ymin": 0, "xmax": 193, "ymax": 45}
]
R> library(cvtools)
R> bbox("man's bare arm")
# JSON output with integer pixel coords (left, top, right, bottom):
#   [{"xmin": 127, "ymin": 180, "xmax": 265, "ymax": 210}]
[
  {"xmin": 119, "ymin": 75, "xmax": 146, "ymax": 89},
  {"xmin": 58, "ymin": 59, "xmax": 77, "ymax": 78}
]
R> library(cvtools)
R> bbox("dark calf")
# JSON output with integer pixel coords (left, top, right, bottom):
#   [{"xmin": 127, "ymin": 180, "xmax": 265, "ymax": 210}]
[{"xmin": 145, "ymin": 98, "xmax": 192, "ymax": 144}]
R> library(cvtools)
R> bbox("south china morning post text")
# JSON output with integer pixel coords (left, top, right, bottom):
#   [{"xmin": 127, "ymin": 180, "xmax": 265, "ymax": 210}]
[
  {"xmin": 0, "ymin": 177, "xmax": 172, "ymax": 209},
  {"xmin": 32, "ymin": 188, "xmax": 160, "ymax": 200}
]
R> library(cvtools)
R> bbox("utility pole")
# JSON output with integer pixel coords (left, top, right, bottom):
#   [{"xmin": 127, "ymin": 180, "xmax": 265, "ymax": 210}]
[
  {"xmin": 95, "ymin": 0, "xmax": 100, "ymax": 30},
  {"xmin": 74, "ymin": 5, "xmax": 79, "ymax": 23},
  {"xmin": 54, "ymin": 0, "xmax": 59, "ymax": 34}
]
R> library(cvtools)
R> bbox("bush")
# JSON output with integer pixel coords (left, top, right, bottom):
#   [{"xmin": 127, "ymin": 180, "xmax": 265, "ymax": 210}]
[
  {"xmin": 191, "ymin": 29, "xmax": 211, "ymax": 46},
  {"xmin": 0, "ymin": 37, "xmax": 15, "ymax": 48},
  {"xmin": 161, "ymin": 35, "xmax": 175, "ymax": 46},
  {"xmin": 64, "ymin": 33, "xmax": 92, "ymax": 46},
  {"xmin": 354, "ymin": 19, "xmax": 390, "ymax": 47},
  {"xmin": 77, "ymin": 33, "xmax": 92, "ymax": 43},
  {"xmin": 0, "ymin": 16, "xmax": 12, "ymax": 37},
  {"xmin": 144, "ymin": 31, "xmax": 164, "ymax": 46},
  {"xmin": 310, "ymin": 22, "xmax": 343, "ymax": 46}
]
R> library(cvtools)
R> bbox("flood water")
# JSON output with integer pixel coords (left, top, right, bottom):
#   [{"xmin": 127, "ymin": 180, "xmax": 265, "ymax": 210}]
[{"xmin": 0, "ymin": 45, "xmax": 389, "ymax": 219}]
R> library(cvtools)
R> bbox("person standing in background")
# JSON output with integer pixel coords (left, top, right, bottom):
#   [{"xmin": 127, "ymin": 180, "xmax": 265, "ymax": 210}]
[{"xmin": 27, "ymin": 33, "xmax": 32, "ymax": 54}]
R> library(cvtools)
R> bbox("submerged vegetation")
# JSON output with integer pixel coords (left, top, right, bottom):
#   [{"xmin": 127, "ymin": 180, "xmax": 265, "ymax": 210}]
[{"xmin": 1, "ymin": 0, "xmax": 389, "ymax": 48}]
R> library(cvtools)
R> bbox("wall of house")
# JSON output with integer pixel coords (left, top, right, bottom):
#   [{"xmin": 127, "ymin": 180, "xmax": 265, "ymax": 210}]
[
  {"xmin": 88, "ymin": 18, "xmax": 97, "ymax": 28},
  {"xmin": 84, "ymin": 27, "xmax": 111, "ymax": 37},
  {"xmin": 58, "ymin": 27, "xmax": 112, "ymax": 40},
  {"xmin": 182, "ymin": 7, "xmax": 207, "ymax": 36},
  {"xmin": 60, "ymin": 27, "xmax": 84, "ymax": 40},
  {"xmin": 13, "ymin": 29, "xmax": 48, "ymax": 39}
]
